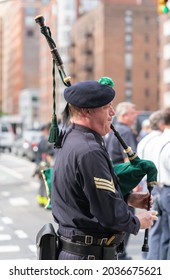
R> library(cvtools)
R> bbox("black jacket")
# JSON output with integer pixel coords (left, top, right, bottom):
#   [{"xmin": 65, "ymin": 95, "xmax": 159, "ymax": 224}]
[{"xmin": 52, "ymin": 123, "xmax": 140, "ymax": 237}]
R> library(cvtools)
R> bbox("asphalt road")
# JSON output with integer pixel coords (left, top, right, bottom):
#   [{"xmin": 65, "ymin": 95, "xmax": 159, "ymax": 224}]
[
  {"xmin": 0, "ymin": 152, "xmax": 55, "ymax": 260},
  {"xmin": 0, "ymin": 152, "xmax": 145, "ymax": 260}
]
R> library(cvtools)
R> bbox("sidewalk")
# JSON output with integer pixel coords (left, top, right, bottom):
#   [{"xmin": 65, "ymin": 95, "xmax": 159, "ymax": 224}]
[{"xmin": 127, "ymin": 229, "xmax": 146, "ymax": 260}]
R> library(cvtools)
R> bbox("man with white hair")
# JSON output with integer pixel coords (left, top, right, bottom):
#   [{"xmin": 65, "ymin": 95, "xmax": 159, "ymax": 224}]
[
  {"xmin": 148, "ymin": 107, "xmax": 170, "ymax": 259},
  {"xmin": 105, "ymin": 102, "xmax": 138, "ymax": 260},
  {"xmin": 105, "ymin": 102, "xmax": 138, "ymax": 164},
  {"xmin": 137, "ymin": 110, "xmax": 164, "ymax": 259}
]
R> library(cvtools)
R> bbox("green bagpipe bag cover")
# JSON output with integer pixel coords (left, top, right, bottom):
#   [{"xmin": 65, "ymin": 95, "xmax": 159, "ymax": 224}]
[
  {"xmin": 41, "ymin": 157, "xmax": 157, "ymax": 206},
  {"xmin": 113, "ymin": 156, "xmax": 158, "ymax": 196}
]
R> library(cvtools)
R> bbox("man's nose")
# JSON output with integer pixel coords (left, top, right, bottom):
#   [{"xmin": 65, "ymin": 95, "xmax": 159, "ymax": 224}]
[{"xmin": 110, "ymin": 107, "xmax": 115, "ymax": 116}]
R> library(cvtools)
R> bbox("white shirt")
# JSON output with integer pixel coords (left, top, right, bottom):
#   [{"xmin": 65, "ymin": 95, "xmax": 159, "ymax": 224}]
[
  {"xmin": 136, "ymin": 130, "xmax": 162, "ymax": 191},
  {"xmin": 137, "ymin": 130, "xmax": 162, "ymax": 161},
  {"xmin": 155, "ymin": 128, "xmax": 170, "ymax": 186}
]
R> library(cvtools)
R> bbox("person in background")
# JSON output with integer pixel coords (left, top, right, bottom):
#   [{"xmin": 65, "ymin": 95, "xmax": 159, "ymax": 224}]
[
  {"xmin": 51, "ymin": 83, "xmax": 157, "ymax": 260},
  {"xmin": 137, "ymin": 110, "xmax": 164, "ymax": 259},
  {"xmin": 104, "ymin": 102, "xmax": 138, "ymax": 260},
  {"xmin": 147, "ymin": 107, "xmax": 170, "ymax": 259},
  {"xmin": 137, "ymin": 118, "xmax": 151, "ymax": 142},
  {"xmin": 105, "ymin": 102, "xmax": 138, "ymax": 165},
  {"xmin": 137, "ymin": 111, "xmax": 164, "ymax": 161},
  {"xmin": 34, "ymin": 123, "xmax": 54, "ymax": 207}
]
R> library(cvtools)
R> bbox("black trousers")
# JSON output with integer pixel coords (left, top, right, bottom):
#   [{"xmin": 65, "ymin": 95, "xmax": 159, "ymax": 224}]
[
  {"xmin": 118, "ymin": 206, "xmax": 135, "ymax": 259},
  {"xmin": 58, "ymin": 251, "xmax": 87, "ymax": 260},
  {"xmin": 58, "ymin": 249, "xmax": 118, "ymax": 260}
]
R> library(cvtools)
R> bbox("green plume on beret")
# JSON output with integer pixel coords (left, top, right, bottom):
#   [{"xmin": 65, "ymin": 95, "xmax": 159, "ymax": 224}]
[{"xmin": 98, "ymin": 76, "xmax": 115, "ymax": 87}]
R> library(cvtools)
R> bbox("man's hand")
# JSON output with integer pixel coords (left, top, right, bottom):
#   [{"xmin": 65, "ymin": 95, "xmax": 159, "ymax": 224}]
[
  {"xmin": 127, "ymin": 192, "xmax": 153, "ymax": 210},
  {"xmin": 136, "ymin": 210, "xmax": 158, "ymax": 229}
]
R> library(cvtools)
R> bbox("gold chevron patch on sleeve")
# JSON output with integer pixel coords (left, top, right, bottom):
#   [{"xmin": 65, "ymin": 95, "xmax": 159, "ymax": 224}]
[{"xmin": 94, "ymin": 177, "xmax": 115, "ymax": 193}]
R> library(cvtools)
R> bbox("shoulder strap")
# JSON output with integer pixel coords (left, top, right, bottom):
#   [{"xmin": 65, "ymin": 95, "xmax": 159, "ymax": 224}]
[{"xmin": 158, "ymin": 141, "xmax": 170, "ymax": 180}]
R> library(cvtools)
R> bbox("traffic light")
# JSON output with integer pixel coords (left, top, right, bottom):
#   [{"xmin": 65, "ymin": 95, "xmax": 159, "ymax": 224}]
[{"xmin": 158, "ymin": 0, "xmax": 169, "ymax": 14}]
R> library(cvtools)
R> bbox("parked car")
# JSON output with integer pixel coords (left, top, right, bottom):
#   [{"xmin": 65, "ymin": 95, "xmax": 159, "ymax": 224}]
[
  {"xmin": 12, "ymin": 129, "xmax": 42, "ymax": 161},
  {"xmin": 0, "ymin": 123, "xmax": 15, "ymax": 152}
]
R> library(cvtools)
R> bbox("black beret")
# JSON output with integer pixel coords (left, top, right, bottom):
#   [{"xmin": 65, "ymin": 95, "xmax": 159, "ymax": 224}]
[{"xmin": 64, "ymin": 80, "xmax": 115, "ymax": 108}]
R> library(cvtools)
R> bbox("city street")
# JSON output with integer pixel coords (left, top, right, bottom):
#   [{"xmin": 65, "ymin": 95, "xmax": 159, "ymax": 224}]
[
  {"xmin": 0, "ymin": 152, "xmax": 145, "ymax": 260},
  {"xmin": 0, "ymin": 152, "xmax": 54, "ymax": 260}
]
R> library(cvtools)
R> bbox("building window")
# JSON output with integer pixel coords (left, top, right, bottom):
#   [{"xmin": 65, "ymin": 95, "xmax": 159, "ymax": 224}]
[
  {"xmin": 144, "ymin": 15, "xmax": 149, "ymax": 25},
  {"xmin": 145, "ymin": 89, "xmax": 150, "ymax": 97},
  {"xmin": 64, "ymin": 15, "xmax": 72, "ymax": 25},
  {"xmin": 144, "ymin": 34, "xmax": 149, "ymax": 43},
  {"xmin": 166, "ymin": 59, "xmax": 170, "ymax": 67},
  {"xmin": 145, "ymin": 71, "xmax": 150, "ymax": 79},
  {"xmin": 42, "ymin": 0, "xmax": 50, "ymax": 4},
  {"xmin": 125, "ymin": 89, "xmax": 132, "ymax": 102},
  {"xmin": 27, "ymin": 29, "xmax": 34, "ymax": 37},
  {"xmin": 125, "ymin": 10, "xmax": 133, "ymax": 16},
  {"xmin": 25, "ymin": 7, "xmax": 36, "ymax": 15},
  {"xmin": 144, "ymin": 52, "xmax": 149, "ymax": 60},
  {"xmin": 163, "ymin": 19, "xmax": 170, "ymax": 36},
  {"xmin": 125, "ymin": 53, "xmax": 132, "ymax": 68},
  {"xmin": 126, "ymin": 69, "xmax": 132, "ymax": 83},
  {"xmin": 124, "ymin": 13, "xmax": 133, "ymax": 33},
  {"xmin": 166, "ymin": 35, "xmax": 170, "ymax": 43},
  {"xmin": 125, "ymin": 34, "xmax": 132, "ymax": 48},
  {"xmin": 164, "ymin": 68, "xmax": 170, "ymax": 83},
  {"xmin": 32, "ymin": 96, "xmax": 38, "ymax": 102},
  {"xmin": 125, "ymin": 16, "xmax": 132, "ymax": 25},
  {"xmin": 163, "ymin": 43, "xmax": 170, "ymax": 60},
  {"xmin": 25, "ymin": 16, "xmax": 34, "ymax": 27}
]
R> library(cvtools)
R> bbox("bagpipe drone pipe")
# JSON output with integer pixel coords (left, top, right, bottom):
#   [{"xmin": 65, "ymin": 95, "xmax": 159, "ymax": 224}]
[{"xmin": 35, "ymin": 15, "xmax": 158, "ymax": 252}]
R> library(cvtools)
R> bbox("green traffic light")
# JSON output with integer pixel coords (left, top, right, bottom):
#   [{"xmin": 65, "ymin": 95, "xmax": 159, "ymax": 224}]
[{"xmin": 162, "ymin": 6, "xmax": 169, "ymax": 13}]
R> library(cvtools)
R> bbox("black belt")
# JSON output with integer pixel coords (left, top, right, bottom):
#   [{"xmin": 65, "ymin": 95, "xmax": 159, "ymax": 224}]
[
  {"xmin": 59, "ymin": 237, "xmax": 118, "ymax": 260},
  {"xmin": 71, "ymin": 233, "xmax": 125, "ymax": 246},
  {"xmin": 164, "ymin": 184, "xmax": 170, "ymax": 188}
]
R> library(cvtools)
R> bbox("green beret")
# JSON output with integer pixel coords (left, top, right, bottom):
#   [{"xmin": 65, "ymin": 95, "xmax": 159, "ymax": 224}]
[{"xmin": 64, "ymin": 80, "xmax": 115, "ymax": 108}]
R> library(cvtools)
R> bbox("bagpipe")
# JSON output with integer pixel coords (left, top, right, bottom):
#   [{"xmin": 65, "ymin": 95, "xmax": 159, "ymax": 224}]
[{"xmin": 35, "ymin": 15, "xmax": 158, "ymax": 252}]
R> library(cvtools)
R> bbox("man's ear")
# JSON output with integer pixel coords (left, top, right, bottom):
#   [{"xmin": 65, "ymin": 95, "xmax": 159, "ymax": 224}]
[{"xmin": 81, "ymin": 108, "xmax": 91, "ymax": 116}]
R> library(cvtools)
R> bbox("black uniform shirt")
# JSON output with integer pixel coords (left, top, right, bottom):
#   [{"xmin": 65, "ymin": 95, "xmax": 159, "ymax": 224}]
[{"xmin": 52, "ymin": 123, "xmax": 140, "ymax": 237}]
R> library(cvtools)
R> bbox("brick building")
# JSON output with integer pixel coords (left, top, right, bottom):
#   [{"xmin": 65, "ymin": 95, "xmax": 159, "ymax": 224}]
[
  {"xmin": 0, "ymin": 0, "xmax": 42, "ymax": 116},
  {"xmin": 1, "ymin": 0, "xmax": 167, "ymax": 124},
  {"xmin": 69, "ymin": 0, "xmax": 158, "ymax": 111},
  {"xmin": 158, "ymin": 11, "xmax": 170, "ymax": 108}
]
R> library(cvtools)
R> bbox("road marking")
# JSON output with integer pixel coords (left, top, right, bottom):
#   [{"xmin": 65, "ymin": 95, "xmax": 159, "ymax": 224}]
[
  {"xmin": 0, "ymin": 226, "xmax": 4, "ymax": 231},
  {"xmin": 9, "ymin": 197, "xmax": 29, "ymax": 206},
  {"xmin": 0, "ymin": 234, "xmax": 11, "ymax": 241},
  {"xmin": 0, "ymin": 245, "xmax": 20, "ymax": 253},
  {"xmin": 1, "ymin": 191, "xmax": 10, "ymax": 197},
  {"xmin": 28, "ymin": 245, "xmax": 36, "ymax": 253},
  {"xmin": 14, "ymin": 259, "xmax": 30, "ymax": 260},
  {"xmin": 30, "ymin": 181, "xmax": 39, "ymax": 189},
  {"xmin": 14, "ymin": 230, "xmax": 28, "ymax": 239},
  {"xmin": 2, "ymin": 217, "xmax": 13, "ymax": 224},
  {"xmin": 0, "ymin": 165, "xmax": 24, "ymax": 179}
]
